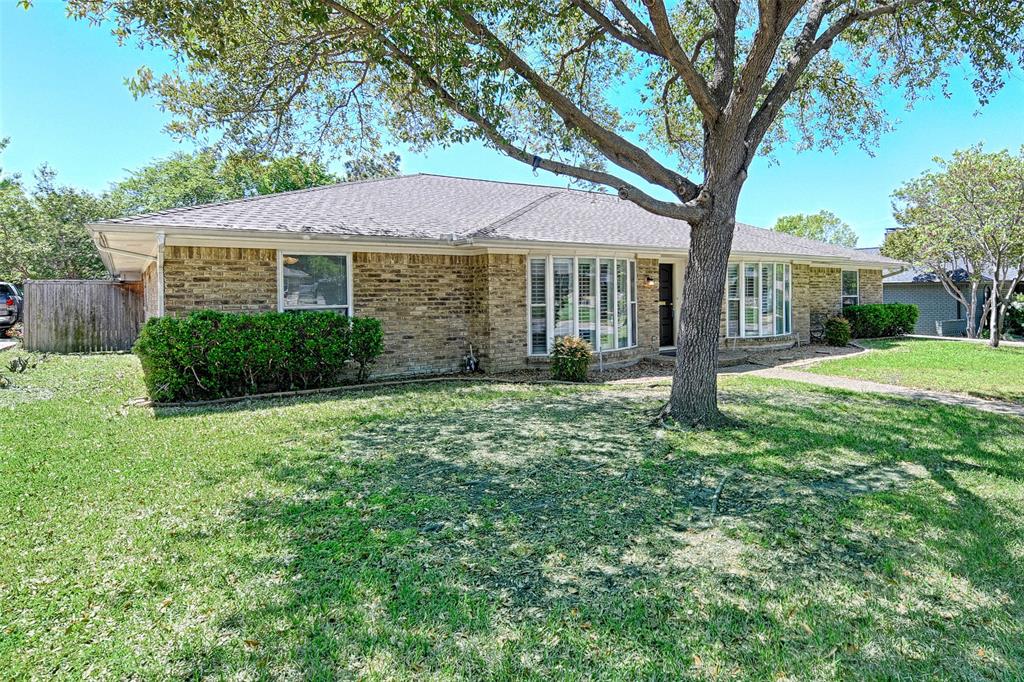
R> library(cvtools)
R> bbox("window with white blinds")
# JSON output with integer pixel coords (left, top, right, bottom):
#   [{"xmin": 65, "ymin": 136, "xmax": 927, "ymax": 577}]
[
  {"xmin": 528, "ymin": 256, "xmax": 637, "ymax": 355},
  {"xmin": 726, "ymin": 262, "xmax": 791, "ymax": 338}
]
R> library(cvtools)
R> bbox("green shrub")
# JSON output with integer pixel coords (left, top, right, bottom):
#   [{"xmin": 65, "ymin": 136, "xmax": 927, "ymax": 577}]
[
  {"xmin": 133, "ymin": 310, "xmax": 383, "ymax": 402},
  {"xmin": 842, "ymin": 303, "xmax": 919, "ymax": 338},
  {"xmin": 824, "ymin": 316, "xmax": 852, "ymax": 346},
  {"xmin": 350, "ymin": 317, "xmax": 385, "ymax": 382},
  {"xmin": 1006, "ymin": 295, "xmax": 1024, "ymax": 337},
  {"xmin": 550, "ymin": 336, "xmax": 592, "ymax": 382}
]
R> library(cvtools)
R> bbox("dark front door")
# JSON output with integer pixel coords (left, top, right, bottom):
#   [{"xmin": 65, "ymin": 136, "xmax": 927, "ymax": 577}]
[{"xmin": 659, "ymin": 263, "xmax": 674, "ymax": 347}]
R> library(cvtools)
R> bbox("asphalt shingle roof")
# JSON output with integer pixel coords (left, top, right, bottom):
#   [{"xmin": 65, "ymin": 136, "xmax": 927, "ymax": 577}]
[
  {"xmin": 857, "ymin": 247, "xmax": 1017, "ymax": 283},
  {"xmin": 99, "ymin": 174, "xmax": 900, "ymax": 264}
]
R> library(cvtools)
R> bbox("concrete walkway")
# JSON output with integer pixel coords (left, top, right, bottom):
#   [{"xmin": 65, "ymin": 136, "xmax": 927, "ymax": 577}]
[
  {"xmin": 751, "ymin": 366, "xmax": 1024, "ymax": 418},
  {"xmin": 0, "ymin": 340, "xmax": 15, "ymax": 353}
]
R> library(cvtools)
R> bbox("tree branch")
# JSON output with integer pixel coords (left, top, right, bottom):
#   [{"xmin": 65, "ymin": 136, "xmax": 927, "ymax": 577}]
[
  {"xmin": 453, "ymin": 7, "xmax": 700, "ymax": 201},
  {"xmin": 747, "ymin": 0, "xmax": 928, "ymax": 148},
  {"xmin": 315, "ymin": 0, "xmax": 704, "ymax": 222},
  {"xmin": 643, "ymin": 0, "xmax": 720, "ymax": 124},
  {"xmin": 568, "ymin": 0, "xmax": 661, "ymax": 56}
]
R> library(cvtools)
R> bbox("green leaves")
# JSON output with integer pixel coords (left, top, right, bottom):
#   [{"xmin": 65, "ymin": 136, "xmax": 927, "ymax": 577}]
[
  {"xmin": 888, "ymin": 145, "xmax": 1024, "ymax": 271},
  {"xmin": 108, "ymin": 150, "xmax": 341, "ymax": 216},
  {"xmin": 773, "ymin": 211, "xmax": 859, "ymax": 248},
  {"xmin": 0, "ymin": 143, "xmax": 111, "ymax": 284},
  {"xmin": 134, "ymin": 310, "xmax": 386, "ymax": 402}
]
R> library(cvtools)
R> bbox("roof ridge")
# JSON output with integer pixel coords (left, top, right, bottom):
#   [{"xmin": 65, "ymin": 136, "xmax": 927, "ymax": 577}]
[
  {"xmin": 415, "ymin": 172, "xmax": 618, "ymax": 198},
  {"xmin": 97, "ymin": 173, "xmax": 424, "ymax": 225},
  {"xmin": 463, "ymin": 191, "xmax": 562, "ymax": 239}
]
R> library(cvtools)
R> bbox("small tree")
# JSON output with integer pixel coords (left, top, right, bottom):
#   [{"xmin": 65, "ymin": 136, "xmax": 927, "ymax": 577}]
[
  {"xmin": 887, "ymin": 146, "xmax": 1024, "ymax": 346},
  {"xmin": 59, "ymin": 0, "xmax": 1024, "ymax": 425},
  {"xmin": 773, "ymin": 211, "xmax": 858, "ymax": 248}
]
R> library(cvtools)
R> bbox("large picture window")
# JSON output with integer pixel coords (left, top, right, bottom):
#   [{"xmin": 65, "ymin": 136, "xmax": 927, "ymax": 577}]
[
  {"xmin": 529, "ymin": 255, "xmax": 636, "ymax": 355},
  {"xmin": 280, "ymin": 253, "xmax": 352, "ymax": 314},
  {"xmin": 726, "ymin": 262, "xmax": 791, "ymax": 338}
]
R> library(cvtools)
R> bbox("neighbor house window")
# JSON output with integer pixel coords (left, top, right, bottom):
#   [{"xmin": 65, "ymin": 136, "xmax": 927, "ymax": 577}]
[
  {"xmin": 280, "ymin": 253, "xmax": 352, "ymax": 314},
  {"xmin": 726, "ymin": 262, "xmax": 791, "ymax": 338},
  {"xmin": 841, "ymin": 270, "xmax": 859, "ymax": 308},
  {"xmin": 528, "ymin": 255, "xmax": 636, "ymax": 355}
]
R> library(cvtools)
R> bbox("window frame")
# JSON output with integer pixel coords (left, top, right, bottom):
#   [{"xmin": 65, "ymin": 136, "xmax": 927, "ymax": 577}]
[
  {"xmin": 726, "ymin": 261, "xmax": 792, "ymax": 339},
  {"xmin": 527, "ymin": 254, "xmax": 637, "ymax": 356},
  {"xmin": 841, "ymin": 269, "xmax": 860, "ymax": 308},
  {"xmin": 277, "ymin": 251, "xmax": 354, "ymax": 315}
]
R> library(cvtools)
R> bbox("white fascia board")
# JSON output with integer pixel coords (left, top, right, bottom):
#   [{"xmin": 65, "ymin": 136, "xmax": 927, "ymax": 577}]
[{"xmin": 89, "ymin": 223, "xmax": 904, "ymax": 269}]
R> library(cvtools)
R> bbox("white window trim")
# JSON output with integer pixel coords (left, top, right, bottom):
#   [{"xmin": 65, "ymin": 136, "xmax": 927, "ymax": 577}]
[
  {"xmin": 277, "ymin": 250, "xmax": 354, "ymax": 315},
  {"xmin": 526, "ymin": 255, "xmax": 638, "ymax": 356},
  {"xmin": 841, "ymin": 269, "xmax": 860, "ymax": 307},
  {"xmin": 727, "ymin": 261, "xmax": 792, "ymax": 339}
]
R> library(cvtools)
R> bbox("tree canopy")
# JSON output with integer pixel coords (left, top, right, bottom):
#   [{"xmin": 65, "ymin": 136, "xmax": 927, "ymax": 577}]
[
  {"xmin": 773, "ymin": 211, "xmax": 858, "ymax": 247},
  {"xmin": 63, "ymin": 0, "xmax": 1024, "ymax": 221},
  {"xmin": 884, "ymin": 145, "xmax": 1024, "ymax": 343},
  {"xmin": 0, "ymin": 140, "xmax": 112, "ymax": 283},
  {"xmin": 0, "ymin": 145, "xmax": 378, "ymax": 284},
  {"xmin": 109, "ymin": 151, "xmax": 340, "ymax": 215}
]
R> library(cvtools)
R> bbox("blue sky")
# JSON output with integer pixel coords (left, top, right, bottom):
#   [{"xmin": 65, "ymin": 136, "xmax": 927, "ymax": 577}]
[{"xmin": 2, "ymin": 1, "xmax": 1022, "ymax": 247}]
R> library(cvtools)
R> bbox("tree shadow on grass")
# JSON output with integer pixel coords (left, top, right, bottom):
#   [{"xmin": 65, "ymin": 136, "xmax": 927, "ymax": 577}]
[{"xmin": 166, "ymin": 380, "xmax": 1024, "ymax": 679}]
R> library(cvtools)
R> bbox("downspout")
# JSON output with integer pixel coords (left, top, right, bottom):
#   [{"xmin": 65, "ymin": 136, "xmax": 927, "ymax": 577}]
[{"xmin": 156, "ymin": 231, "xmax": 166, "ymax": 317}]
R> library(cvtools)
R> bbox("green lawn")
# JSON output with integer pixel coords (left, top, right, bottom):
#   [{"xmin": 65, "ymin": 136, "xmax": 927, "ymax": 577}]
[
  {"xmin": 808, "ymin": 338, "xmax": 1024, "ymax": 403},
  {"xmin": 2, "ymin": 354, "xmax": 1023, "ymax": 679}
]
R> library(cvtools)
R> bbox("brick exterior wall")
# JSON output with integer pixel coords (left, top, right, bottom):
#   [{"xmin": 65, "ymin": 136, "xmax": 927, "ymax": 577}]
[
  {"xmin": 142, "ymin": 261, "xmax": 159, "ymax": 319},
  {"xmin": 162, "ymin": 246, "xmax": 277, "ymax": 316},
  {"xmin": 637, "ymin": 258, "xmax": 660, "ymax": 356},
  {"xmin": 792, "ymin": 263, "xmax": 811, "ymax": 343},
  {"xmin": 884, "ymin": 281, "xmax": 981, "ymax": 335},
  {"xmin": 807, "ymin": 266, "xmax": 842, "ymax": 322},
  {"xmin": 477, "ymin": 254, "xmax": 528, "ymax": 373},
  {"xmin": 859, "ymin": 269, "xmax": 883, "ymax": 305},
  {"xmin": 352, "ymin": 252, "xmax": 484, "ymax": 377}
]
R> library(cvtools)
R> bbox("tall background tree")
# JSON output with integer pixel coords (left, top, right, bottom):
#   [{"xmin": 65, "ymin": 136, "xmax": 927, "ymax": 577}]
[
  {"xmin": 773, "ymin": 211, "xmax": 858, "ymax": 247},
  {"xmin": 108, "ymin": 150, "xmax": 341, "ymax": 215},
  {"xmin": 60, "ymin": 0, "xmax": 1024, "ymax": 424},
  {"xmin": 0, "ymin": 143, "xmax": 384, "ymax": 283},
  {"xmin": 885, "ymin": 145, "xmax": 1024, "ymax": 346},
  {"xmin": 0, "ymin": 139, "xmax": 111, "ymax": 283}
]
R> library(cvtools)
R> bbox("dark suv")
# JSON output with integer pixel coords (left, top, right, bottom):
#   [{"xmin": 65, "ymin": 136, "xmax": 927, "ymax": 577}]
[{"xmin": 0, "ymin": 282, "xmax": 23, "ymax": 334}]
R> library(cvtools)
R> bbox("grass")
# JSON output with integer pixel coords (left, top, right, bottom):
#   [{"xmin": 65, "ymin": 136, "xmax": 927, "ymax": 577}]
[
  {"xmin": 2, "ymin": 353, "xmax": 1023, "ymax": 679},
  {"xmin": 807, "ymin": 337, "xmax": 1024, "ymax": 404}
]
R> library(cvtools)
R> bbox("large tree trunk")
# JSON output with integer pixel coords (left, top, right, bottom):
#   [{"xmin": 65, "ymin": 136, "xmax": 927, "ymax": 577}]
[{"xmin": 668, "ymin": 183, "xmax": 741, "ymax": 427}]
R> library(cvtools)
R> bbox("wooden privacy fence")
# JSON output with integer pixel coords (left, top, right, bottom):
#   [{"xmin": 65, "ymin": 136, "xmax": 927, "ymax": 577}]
[{"xmin": 23, "ymin": 280, "xmax": 145, "ymax": 353}]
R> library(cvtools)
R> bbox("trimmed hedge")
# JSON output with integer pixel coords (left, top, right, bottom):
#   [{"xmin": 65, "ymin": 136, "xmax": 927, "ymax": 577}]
[
  {"xmin": 550, "ymin": 335, "xmax": 592, "ymax": 382},
  {"xmin": 134, "ymin": 310, "xmax": 384, "ymax": 402},
  {"xmin": 842, "ymin": 303, "xmax": 919, "ymax": 338}
]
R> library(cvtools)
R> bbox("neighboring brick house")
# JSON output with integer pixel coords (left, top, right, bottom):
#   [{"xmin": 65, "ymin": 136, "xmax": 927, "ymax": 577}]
[{"xmin": 90, "ymin": 174, "xmax": 899, "ymax": 377}]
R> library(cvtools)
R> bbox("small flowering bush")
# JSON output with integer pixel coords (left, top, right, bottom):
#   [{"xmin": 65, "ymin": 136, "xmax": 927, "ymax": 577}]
[{"xmin": 550, "ymin": 335, "xmax": 592, "ymax": 382}]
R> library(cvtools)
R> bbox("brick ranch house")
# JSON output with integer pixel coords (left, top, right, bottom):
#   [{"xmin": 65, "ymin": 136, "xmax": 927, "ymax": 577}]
[{"xmin": 89, "ymin": 174, "xmax": 901, "ymax": 377}]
